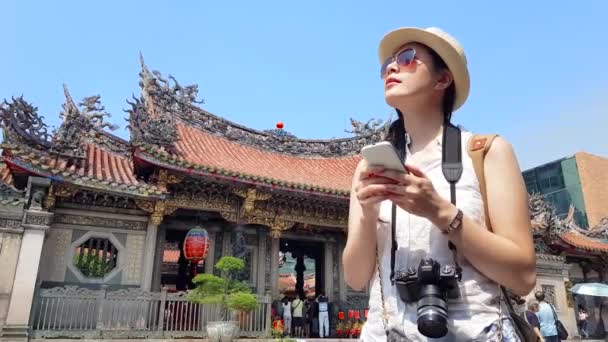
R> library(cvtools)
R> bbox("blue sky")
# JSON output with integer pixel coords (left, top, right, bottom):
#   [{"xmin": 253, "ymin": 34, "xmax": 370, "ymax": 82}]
[{"xmin": 1, "ymin": 1, "xmax": 606, "ymax": 170}]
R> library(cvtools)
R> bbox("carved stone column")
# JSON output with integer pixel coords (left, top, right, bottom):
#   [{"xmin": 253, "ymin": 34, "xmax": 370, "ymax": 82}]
[
  {"xmin": 256, "ymin": 229, "xmax": 267, "ymax": 296},
  {"xmin": 204, "ymin": 231, "xmax": 217, "ymax": 275},
  {"xmin": 324, "ymin": 240, "xmax": 334, "ymax": 300},
  {"xmin": 1, "ymin": 177, "xmax": 52, "ymax": 341},
  {"xmin": 151, "ymin": 225, "xmax": 166, "ymax": 292},
  {"xmin": 337, "ymin": 237, "xmax": 347, "ymax": 303},
  {"xmin": 141, "ymin": 221, "xmax": 159, "ymax": 291},
  {"xmin": 270, "ymin": 237, "xmax": 280, "ymax": 298}
]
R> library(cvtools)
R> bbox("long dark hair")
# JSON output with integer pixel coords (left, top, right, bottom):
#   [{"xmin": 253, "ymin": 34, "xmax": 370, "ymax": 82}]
[{"xmin": 384, "ymin": 45, "xmax": 456, "ymax": 160}]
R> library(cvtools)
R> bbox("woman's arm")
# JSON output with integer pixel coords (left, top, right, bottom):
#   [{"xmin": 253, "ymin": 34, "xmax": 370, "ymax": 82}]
[
  {"xmin": 343, "ymin": 160, "xmax": 393, "ymax": 290},
  {"xmin": 435, "ymin": 137, "xmax": 536, "ymax": 295}
]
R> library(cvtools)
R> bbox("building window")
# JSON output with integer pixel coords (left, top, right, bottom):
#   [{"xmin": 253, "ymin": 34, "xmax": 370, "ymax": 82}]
[
  {"xmin": 73, "ymin": 237, "xmax": 118, "ymax": 278},
  {"xmin": 541, "ymin": 284, "xmax": 557, "ymax": 308}
]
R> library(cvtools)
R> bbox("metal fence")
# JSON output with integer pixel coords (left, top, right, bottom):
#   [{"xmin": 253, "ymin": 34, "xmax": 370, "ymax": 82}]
[{"xmin": 31, "ymin": 285, "xmax": 272, "ymax": 339}]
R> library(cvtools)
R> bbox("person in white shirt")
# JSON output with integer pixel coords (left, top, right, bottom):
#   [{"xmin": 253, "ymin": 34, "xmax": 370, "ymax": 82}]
[
  {"xmin": 281, "ymin": 296, "xmax": 292, "ymax": 336},
  {"xmin": 317, "ymin": 290, "xmax": 330, "ymax": 338}
]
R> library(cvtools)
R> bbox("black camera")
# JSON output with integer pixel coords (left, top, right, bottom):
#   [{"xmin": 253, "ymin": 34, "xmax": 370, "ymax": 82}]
[{"xmin": 394, "ymin": 258, "xmax": 462, "ymax": 338}]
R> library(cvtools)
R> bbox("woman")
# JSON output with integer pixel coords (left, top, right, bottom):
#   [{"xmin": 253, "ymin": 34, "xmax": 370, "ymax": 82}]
[
  {"xmin": 281, "ymin": 296, "xmax": 292, "ymax": 337},
  {"xmin": 577, "ymin": 304, "xmax": 588, "ymax": 338},
  {"xmin": 525, "ymin": 301, "xmax": 544, "ymax": 342},
  {"xmin": 343, "ymin": 27, "xmax": 536, "ymax": 340}
]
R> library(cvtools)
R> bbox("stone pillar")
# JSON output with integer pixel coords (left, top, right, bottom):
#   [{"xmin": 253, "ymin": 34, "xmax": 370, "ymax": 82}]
[
  {"xmin": 151, "ymin": 225, "xmax": 166, "ymax": 292},
  {"xmin": 324, "ymin": 240, "xmax": 334, "ymax": 299},
  {"xmin": 295, "ymin": 252, "xmax": 306, "ymax": 298},
  {"xmin": 270, "ymin": 237, "xmax": 280, "ymax": 298},
  {"xmin": 256, "ymin": 230, "xmax": 267, "ymax": 296},
  {"xmin": 337, "ymin": 237, "xmax": 347, "ymax": 303},
  {"xmin": 204, "ymin": 231, "xmax": 217, "ymax": 275},
  {"xmin": 141, "ymin": 221, "xmax": 159, "ymax": 291},
  {"xmin": 1, "ymin": 177, "xmax": 52, "ymax": 341}
]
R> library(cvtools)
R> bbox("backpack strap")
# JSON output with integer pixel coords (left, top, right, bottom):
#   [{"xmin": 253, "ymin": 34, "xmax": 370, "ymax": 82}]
[{"xmin": 467, "ymin": 134, "xmax": 498, "ymax": 231}]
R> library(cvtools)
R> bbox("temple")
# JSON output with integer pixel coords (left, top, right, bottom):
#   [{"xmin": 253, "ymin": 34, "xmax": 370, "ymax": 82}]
[{"xmin": 0, "ymin": 56, "xmax": 606, "ymax": 340}]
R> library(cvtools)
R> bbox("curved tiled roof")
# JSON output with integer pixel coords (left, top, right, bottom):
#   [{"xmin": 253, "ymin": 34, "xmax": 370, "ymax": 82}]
[
  {"xmin": 4, "ymin": 142, "xmax": 164, "ymax": 198},
  {"xmin": 560, "ymin": 231, "xmax": 608, "ymax": 253},
  {"xmin": 137, "ymin": 122, "xmax": 361, "ymax": 197}
]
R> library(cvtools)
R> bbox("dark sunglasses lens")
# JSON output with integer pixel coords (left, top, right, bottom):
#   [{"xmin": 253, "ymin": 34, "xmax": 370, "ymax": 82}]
[
  {"xmin": 380, "ymin": 57, "xmax": 392, "ymax": 78},
  {"xmin": 396, "ymin": 49, "xmax": 415, "ymax": 66}
]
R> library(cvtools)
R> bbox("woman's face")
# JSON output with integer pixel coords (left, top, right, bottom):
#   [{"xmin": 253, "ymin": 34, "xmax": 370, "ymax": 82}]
[{"xmin": 382, "ymin": 43, "xmax": 449, "ymax": 108}]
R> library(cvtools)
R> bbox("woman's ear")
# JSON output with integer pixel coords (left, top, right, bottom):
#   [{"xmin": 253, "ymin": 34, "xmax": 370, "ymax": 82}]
[{"xmin": 434, "ymin": 70, "xmax": 453, "ymax": 90}]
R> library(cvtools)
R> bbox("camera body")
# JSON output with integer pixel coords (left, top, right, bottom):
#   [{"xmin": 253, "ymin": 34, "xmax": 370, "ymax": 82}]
[{"xmin": 394, "ymin": 258, "xmax": 462, "ymax": 338}]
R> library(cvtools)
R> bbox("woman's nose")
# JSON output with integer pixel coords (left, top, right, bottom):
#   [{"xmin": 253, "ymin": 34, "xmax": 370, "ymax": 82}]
[{"xmin": 385, "ymin": 59, "xmax": 399, "ymax": 76}]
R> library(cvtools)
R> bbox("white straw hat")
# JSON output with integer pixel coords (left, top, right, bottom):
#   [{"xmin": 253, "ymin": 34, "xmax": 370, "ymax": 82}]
[{"xmin": 378, "ymin": 27, "xmax": 470, "ymax": 111}]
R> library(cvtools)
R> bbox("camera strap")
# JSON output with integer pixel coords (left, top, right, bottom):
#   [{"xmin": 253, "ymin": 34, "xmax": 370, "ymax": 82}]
[{"xmin": 389, "ymin": 121, "xmax": 463, "ymax": 284}]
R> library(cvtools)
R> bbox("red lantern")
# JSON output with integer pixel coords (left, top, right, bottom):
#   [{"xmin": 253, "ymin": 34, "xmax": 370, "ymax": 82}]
[
  {"xmin": 338, "ymin": 311, "xmax": 345, "ymax": 320},
  {"xmin": 354, "ymin": 310, "xmax": 360, "ymax": 320},
  {"xmin": 364, "ymin": 309, "xmax": 369, "ymax": 319},
  {"xmin": 183, "ymin": 228, "xmax": 210, "ymax": 277},
  {"xmin": 276, "ymin": 122, "xmax": 284, "ymax": 129},
  {"xmin": 348, "ymin": 310, "xmax": 354, "ymax": 319}
]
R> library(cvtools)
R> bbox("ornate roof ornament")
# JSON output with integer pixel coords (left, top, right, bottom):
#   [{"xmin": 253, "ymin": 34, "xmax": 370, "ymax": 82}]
[
  {"xmin": 345, "ymin": 117, "xmax": 392, "ymax": 137},
  {"xmin": 50, "ymin": 85, "xmax": 118, "ymax": 159},
  {"xmin": 263, "ymin": 128, "xmax": 297, "ymax": 139},
  {"xmin": 563, "ymin": 205, "xmax": 608, "ymax": 240},
  {"xmin": 0, "ymin": 96, "xmax": 52, "ymax": 147},
  {"xmin": 126, "ymin": 53, "xmax": 185, "ymax": 149}
]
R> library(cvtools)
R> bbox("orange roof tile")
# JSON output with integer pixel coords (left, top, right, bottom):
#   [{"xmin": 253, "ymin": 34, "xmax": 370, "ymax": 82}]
[
  {"xmin": 140, "ymin": 123, "xmax": 361, "ymax": 196},
  {"xmin": 560, "ymin": 230, "xmax": 608, "ymax": 253},
  {"xmin": 5, "ymin": 143, "xmax": 163, "ymax": 197}
]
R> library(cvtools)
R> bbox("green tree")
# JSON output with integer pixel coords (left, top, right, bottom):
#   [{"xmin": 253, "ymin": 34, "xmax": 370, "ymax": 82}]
[{"xmin": 187, "ymin": 256, "xmax": 258, "ymax": 320}]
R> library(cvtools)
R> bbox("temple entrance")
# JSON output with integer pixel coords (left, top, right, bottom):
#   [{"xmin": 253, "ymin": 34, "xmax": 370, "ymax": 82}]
[
  {"xmin": 278, "ymin": 239, "xmax": 324, "ymax": 299},
  {"xmin": 160, "ymin": 229, "xmax": 205, "ymax": 292}
]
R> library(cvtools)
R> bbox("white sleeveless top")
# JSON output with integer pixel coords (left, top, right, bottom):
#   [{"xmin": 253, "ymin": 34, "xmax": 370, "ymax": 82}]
[{"xmin": 361, "ymin": 129, "xmax": 506, "ymax": 341}]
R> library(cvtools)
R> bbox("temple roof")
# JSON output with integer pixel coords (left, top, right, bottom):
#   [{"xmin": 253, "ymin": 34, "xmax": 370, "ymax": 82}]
[
  {"xmin": 123, "ymin": 55, "xmax": 387, "ymax": 197},
  {"xmin": 135, "ymin": 122, "xmax": 360, "ymax": 196}
]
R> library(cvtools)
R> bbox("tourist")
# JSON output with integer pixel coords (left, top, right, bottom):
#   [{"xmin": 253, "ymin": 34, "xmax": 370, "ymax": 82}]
[
  {"xmin": 291, "ymin": 295, "xmax": 305, "ymax": 337},
  {"xmin": 525, "ymin": 300, "xmax": 545, "ymax": 342},
  {"xmin": 317, "ymin": 290, "xmax": 330, "ymax": 338},
  {"xmin": 577, "ymin": 304, "xmax": 588, "ymax": 338},
  {"xmin": 304, "ymin": 295, "xmax": 315, "ymax": 337},
  {"xmin": 344, "ymin": 26, "xmax": 536, "ymax": 340},
  {"xmin": 281, "ymin": 296, "xmax": 292, "ymax": 337},
  {"xmin": 535, "ymin": 291, "xmax": 560, "ymax": 341}
]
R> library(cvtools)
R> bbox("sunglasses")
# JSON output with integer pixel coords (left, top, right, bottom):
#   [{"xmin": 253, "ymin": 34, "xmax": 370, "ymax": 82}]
[{"xmin": 380, "ymin": 48, "xmax": 417, "ymax": 79}]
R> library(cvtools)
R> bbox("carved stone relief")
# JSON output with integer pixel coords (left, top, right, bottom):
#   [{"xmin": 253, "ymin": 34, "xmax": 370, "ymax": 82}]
[
  {"xmin": 54, "ymin": 214, "xmax": 146, "ymax": 231},
  {"xmin": 125, "ymin": 234, "xmax": 146, "ymax": 284}
]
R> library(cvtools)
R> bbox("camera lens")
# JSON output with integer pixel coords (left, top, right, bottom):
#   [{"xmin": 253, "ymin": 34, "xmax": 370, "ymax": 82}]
[{"xmin": 416, "ymin": 285, "xmax": 449, "ymax": 338}]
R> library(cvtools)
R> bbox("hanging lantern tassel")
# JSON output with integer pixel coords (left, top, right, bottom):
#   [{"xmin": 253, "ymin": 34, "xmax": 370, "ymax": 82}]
[{"xmin": 184, "ymin": 228, "xmax": 210, "ymax": 277}]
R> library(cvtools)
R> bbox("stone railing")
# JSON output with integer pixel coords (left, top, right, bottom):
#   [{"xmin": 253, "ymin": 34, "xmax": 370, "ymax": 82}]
[{"xmin": 30, "ymin": 286, "xmax": 272, "ymax": 339}]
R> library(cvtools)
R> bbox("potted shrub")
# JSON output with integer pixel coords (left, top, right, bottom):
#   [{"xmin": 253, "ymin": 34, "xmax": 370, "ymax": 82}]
[{"xmin": 187, "ymin": 256, "xmax": 257, "ymax": 342}]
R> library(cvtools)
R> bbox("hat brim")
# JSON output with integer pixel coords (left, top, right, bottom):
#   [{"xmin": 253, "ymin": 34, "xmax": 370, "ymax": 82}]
[{"xmin": 378, "ymin": 27, "xmax": 470, "ymax": 111}]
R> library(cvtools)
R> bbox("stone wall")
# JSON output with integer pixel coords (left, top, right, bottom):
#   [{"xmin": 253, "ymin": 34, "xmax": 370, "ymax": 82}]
[
  {"xmin": 0, "ymin": 226, "xmax": 23, "ymax": 331},
  {"xmin": 41, "ymin": 207, "xmax": 149, "ymax": 286}
]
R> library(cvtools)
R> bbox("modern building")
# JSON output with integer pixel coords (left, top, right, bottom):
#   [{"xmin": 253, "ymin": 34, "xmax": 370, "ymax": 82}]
[
  {"xmin": 0, "ymin": 57, "xmax": 606, "ymax": 340},
  {"xmin": 523, "ymin": 152, "xmax": 608, "ymax": 228}
]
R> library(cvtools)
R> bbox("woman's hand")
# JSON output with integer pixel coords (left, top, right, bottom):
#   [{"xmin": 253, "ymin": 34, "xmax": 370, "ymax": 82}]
[
  {"xmin": 372, "ymin": 164, "xmax": 456, "ymax": 228},
  {"xmin": 353, "ymin": 165, "xmax": 397, "ymax": 218}
]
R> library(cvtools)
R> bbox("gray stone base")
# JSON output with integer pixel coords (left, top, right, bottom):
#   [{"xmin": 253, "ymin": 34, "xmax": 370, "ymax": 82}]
[{"xmin": 0, "ymin": 324, "xmax": 29, "ymax": 342}]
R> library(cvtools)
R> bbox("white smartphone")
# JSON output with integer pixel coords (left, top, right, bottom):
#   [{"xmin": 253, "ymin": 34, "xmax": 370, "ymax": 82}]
[{"xmin": 360, "ymin": 141, "xmax": 407, "ymax": 173}]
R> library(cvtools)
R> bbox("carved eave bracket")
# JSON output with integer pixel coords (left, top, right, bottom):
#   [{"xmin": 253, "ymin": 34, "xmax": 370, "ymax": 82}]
[
  {"xmin": 153, "ymin": 169, "xmax": 184, "ymax": 192},
  {"xmin": 43, "ymin": 184, "xmax": 78, "ymax": 210},
  {"xmin": 135, "ymin": 199, "xmax": 179, "ymax": 225},
  {"xmin": 233, "ymin": 187, "xmax": 272, "ymax": 217}
]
